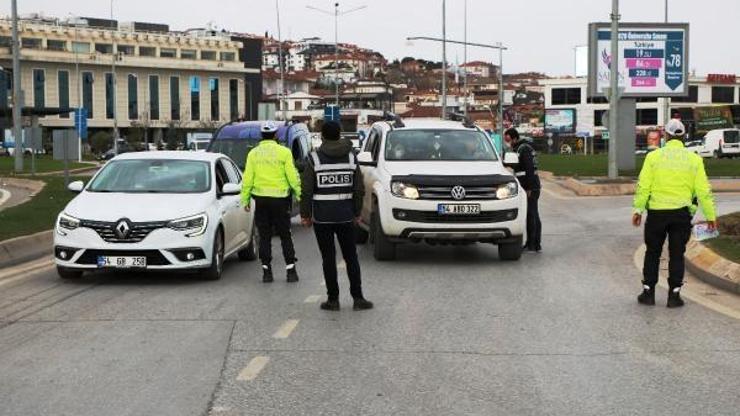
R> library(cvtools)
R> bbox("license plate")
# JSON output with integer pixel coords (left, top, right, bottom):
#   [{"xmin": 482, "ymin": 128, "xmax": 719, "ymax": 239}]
[
  {"xmin": 438, "ymin": 204, "xmax": 481, "ymax": 215},
  {"xmin": 96, "ymin": 256, "xmax": 147, "ymax": 268}
]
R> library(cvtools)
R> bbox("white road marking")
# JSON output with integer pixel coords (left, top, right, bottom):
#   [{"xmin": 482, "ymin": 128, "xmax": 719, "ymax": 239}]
[
  {"xmin": 272, "ymin": 319, "xmax": 300, "ymax": 339},
  {"xmin": 236, "ymin": 356, "xmax": 270, "ymax": 381},
  {"xmin": 304, "ymin": 295, "xmax": 321, "ymax": 304},
  {"xmin": 0, "ymin": 188, "xmax": 10, "ymax": 207},
  {"xmin": 0, "ymin": 258, "xmax": 55, "ymax": 288}
]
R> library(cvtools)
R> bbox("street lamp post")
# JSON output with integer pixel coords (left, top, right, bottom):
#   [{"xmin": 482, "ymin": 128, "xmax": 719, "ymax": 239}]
[
  {"xmin": 275, "ymin": 0, "xmax": 287, "ymax": 120},
  {"xmin": 608, "ymin": 0, "xmax": 620, "ymax": 179},
  {"xmin": 662, "ymin": 0, "xmax": 671, "ymax": 132},
  {"xmin": 441, "ymin": 0, "xmax": 447, "ymax": 119},
  {"xmin": 11, "ymin": 0, "xmax": 23, "ymax": 173},
  {"xmin": 462, "ymin": 0, "xmax": 467, "ymax": 117},
  {"xmin": 111, "ymin": 0, "xmax": 119, "ymax": 155}
]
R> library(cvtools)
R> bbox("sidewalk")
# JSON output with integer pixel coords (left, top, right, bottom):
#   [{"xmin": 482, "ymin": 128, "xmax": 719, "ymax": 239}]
[{"xmin": 542, "ymin": 172, "xmax": 740, "ymax": 197}]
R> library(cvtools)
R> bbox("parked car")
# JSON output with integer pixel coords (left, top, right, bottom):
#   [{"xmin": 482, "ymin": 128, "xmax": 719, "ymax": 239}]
[
  {"xmin": 53, "ymin": 151, "xmax": 256, "ymax": 281},
  {"xmin": 689, "ymin": 129, "xmax": 740, "ymax": 158},
  {"xmin": 356, "ymin": 116, "xmax": 527, "ymax": 261},
  {"xmin": 99, "ymin": 140, "xmax": 132, "ymax": 161}
]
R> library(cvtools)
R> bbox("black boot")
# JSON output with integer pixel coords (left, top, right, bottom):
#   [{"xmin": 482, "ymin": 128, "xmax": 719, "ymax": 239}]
[
  {"xmin": 353, "ymin": 298, "xmax": 374, "ymax": 311},
  {"xmin": 320, "ymin": 299, "xmax": 340, "ymax": 311},
  {"xmin": 637, "ymin": 285, "xmax": 655, "ymax": 305},
  {"xmin": 286, "ymin": 264, "xmax": 299, "ymax": 283},
  {"xmin": 262, "ymin": 265, "xmax": 274, "ymax": 283},
  {"xmin": 667, "ymin": 287, "xmax": 685, "ymax": 308}
]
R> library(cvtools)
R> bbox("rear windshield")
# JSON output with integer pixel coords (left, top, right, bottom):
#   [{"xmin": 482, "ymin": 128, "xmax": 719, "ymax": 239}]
[
  {"xmin": 724, "ymin": 130, "xmax": 739, "ymax": 143},
  {"xmin": 208, "ymin": 139, "xmax": 259, "ymax": 170},
  {"xmin": 385, "ymin": 129, "xmax": 498, "ymax": 161}
]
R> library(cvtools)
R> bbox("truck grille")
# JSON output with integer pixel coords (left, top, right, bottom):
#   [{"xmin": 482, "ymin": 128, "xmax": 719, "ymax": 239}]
[
  {"xmin": 417, "ymin": 186, "xmax": 498, "ymax": 200},
  {"xmin": 80, "ymin": 220, "xmax": 168, "ymax": 243}
]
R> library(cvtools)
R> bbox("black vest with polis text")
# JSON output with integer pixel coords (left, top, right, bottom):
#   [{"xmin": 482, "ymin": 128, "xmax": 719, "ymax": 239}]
[{"xmin": 310, "ymin": 150, "xmax": 356, "ymax": 224}]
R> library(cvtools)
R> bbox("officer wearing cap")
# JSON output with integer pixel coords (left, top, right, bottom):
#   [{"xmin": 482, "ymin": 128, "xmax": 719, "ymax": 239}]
[
  {"xmin": 300, "ymin": 121, "xmax": 373, "ymax": 311},
  {"xmin": 241, "ymin": 121, "xmax": 302, "ymax": 283},
  {"xmin": 633, "ymin": 118, "xmax": 717, "ymax": 308}
]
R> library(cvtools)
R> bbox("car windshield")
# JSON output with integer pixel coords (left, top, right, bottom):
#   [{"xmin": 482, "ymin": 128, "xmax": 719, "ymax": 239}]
[
  {"xmin": 385, "ymin": 129, "xmax": 498, "ymax": 161},
  {"xmin": 724, "ymin": 130, "xmax": 739, "ymax": 143},
  {"xmin": 208, "ymin": 139, "xmax": 259, "ymax": 170},
  {"xmin": 88, "ymin": 159, "xmax": 211, "ymax": 193}
]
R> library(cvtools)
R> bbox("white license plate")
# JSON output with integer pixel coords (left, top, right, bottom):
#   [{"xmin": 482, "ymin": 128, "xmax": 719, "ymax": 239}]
[
  {"xmin": 96, "ymin": 256, "xmax": 147, "ymax": 268},
  {"xmin": 438, "ymin": 204, "xmax": 481, "ymax": 215}
]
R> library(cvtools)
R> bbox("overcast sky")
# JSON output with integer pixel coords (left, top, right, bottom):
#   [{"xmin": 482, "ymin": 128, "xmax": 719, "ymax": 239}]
[{"xmin": 5, "ymin": 0, "xmax": 739, "ymax": 76}]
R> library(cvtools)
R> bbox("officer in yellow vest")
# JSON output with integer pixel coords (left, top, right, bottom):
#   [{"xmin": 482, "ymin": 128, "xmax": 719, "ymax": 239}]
[
  {"xmin": 241, "ymin": 121, "xmax": 302, "ymax": 283},
  {"xmin": 632, "ymin": 119, "xmax": 717, "ymax": 308}
]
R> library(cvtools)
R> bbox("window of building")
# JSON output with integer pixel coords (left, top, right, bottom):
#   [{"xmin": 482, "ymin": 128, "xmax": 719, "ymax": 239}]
[
  {"xmin": 181, "ymin": 49, "xmax": 197, "ymax": 60},
  {"xmin": 95, "ymin": 43, "xmax": 113, "ymax": 54},
  {"xmin": 71, "ymin": 42, "xmax": 90, "ymax": 53},
  {"xmin": 587, "ymin": 96, "xmax": 609, "ymax": 104},
  {"xmin": 294, "ymin": 101, "xmax": 303, "ymax": 111},
  {"xmin": 58, "ymin": 71, "xmax": 70, "ymax": 118},
  {"xmin": 636, "ymin": 108, "xmax": 658, "ymax": 126},
  {"xmin": 221, "ymin": 52, "xmax": 236, "ymax": 62},
  {"xmin": 21, "ymin": 38, "xmax": 42, "ymax": 49},
  {"xmin": 160, "ymin": 48, "xmax": 177, "ymax": 58},
  {"xmin": 190, "ymin": 76, "xmax": 201, "ymax": 120},
  {"xmin": 229, "ymin": 79, "xmax": 239, "ymax": 120},
  {"xmin": 140, "ymin": 46, "xmax": 157, "ymax": 57},
  {"xmin": 594, "ymin": 110, "xmax": 607, "ymax": 127},
  {"xmin": 82, "ymin": 72, "xmax": 94, "ymax": 118},
  {"xmin": 32, "ymin": 69, "xmax": 45, "ymax": 110},
  {"xmin": 0, "ymin": 70, "xmax": 9, "ymax": 110},
  {"xmin": 712, "ymin": 86, "xmax": 735, "ymax": 103},
  {"xmin": 0, "ymin": 36, "xmax": 11, "ymax": 48},
  {"xmin": 201, "ymin": 50, "xmax": 217, "ymax": 61},
  {"xmin": 128, "ymin": 74, "xmax": 138, "ymax": 120},
  {"xmin": 47, "ymin": 39, "xmax": 66, "ymax": 51},
  {"xmin": 671, "ymin": 85, "xmax": 698, "ymax": 103},
  {"xmin": 118, "ymin": 45, "xmax": 135, "ymax": 56},
  {"xmin": 209, "ymin": 78, "xmax": 220, "ymax": 121},
  {"xmin": 149, "ymin": 75, "xmax": 160, "ymax": 121},
  {"xmin": 105, "ymin": 73, "xmax": 115, "ymax": 120},
  {"xmin": 170, "ymin": 76, "xmax": 180, "ymax": 121},
  {"xmin": 551, "ymin": 87, "xmax": 581, "ymax": 105}
]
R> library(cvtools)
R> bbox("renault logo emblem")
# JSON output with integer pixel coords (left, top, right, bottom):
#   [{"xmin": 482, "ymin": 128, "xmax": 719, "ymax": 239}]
[
  {"xmin": 451, "ymin": 186, "xmax": 466, "ymax": 200},
  {"xmin": 115, "ymin": 219, "xmax": 131, "ymax": 239}
]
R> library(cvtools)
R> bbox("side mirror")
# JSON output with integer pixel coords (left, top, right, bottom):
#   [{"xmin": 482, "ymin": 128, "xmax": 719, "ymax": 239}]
[
  {"xmin": 221, "ymin": 183, "xmax": 241, "ymax": 196},
  {"xmin": 503, "ymin": 152, "xmax": 519, "ymax": 167},
  {"xmin": 68, "ymin": 181, "xmax": 85, "ymax": 193},
  {"xmin": 357, "ymin": 151, "xmax": 376, "ymax": 166}
]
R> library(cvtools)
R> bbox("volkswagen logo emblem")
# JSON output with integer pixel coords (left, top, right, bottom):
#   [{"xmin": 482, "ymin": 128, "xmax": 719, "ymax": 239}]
[
  {"xmin": 451, "ymin": 186, "xmax": 466, "ymax": 201},
  {"xmin": 114, "ymin": 219, "xmax": 131, "ymax": 239}
]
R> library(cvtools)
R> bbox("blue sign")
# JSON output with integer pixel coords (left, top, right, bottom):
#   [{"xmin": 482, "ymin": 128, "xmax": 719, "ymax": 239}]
[
  {"xmin": 74, "ymin": 108, "xmax": 88, "ymax": 140},
  {"xmin": 324, "ymin": 105, "xmax": 340, "ymax": 122}
]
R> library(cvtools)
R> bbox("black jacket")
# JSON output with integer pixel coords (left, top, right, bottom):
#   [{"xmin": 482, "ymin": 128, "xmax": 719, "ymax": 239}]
[
  {"xmin": 300, "ymin": 139, "xmax": 365, "ymax": 219},
  {"xmin": 514, "ymin": 139, "xmax": 541, "ymax": 191}
]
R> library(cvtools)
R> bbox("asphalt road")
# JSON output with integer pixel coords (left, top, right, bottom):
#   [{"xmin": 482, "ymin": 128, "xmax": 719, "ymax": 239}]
[{"xmin": 1, "ymin": 184, "xmax": 739, "ymax": 416}]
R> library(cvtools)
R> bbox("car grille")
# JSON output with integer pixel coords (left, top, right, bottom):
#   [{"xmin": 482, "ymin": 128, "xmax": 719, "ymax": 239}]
[
  {"xmin": 80, "ymin": 220, "xmax": 168, "ymax": 243},
  {"xmin": 417, "ymin": 185, "xmax": 498, "ymax": 200},
  {"xmin": 76, "ymin": 249, "xmax": 171, "ymax": 266},
  {"xmin": 394, "ymin": 209, "xmax": 518, "ymax": 223}
]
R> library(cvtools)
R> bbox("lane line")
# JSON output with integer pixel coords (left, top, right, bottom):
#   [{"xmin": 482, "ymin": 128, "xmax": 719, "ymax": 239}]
[
  {"xmin": 304, "ymin": 295, "xmax": 321, "ymax": 304},
  {"xmin": 236, "ymin": 356, "xmax": 270, "ymax": 381},
  {"xmin": 272, "ymin": 319, "xmax": 300, "ymax": 339},
  {"xmin": 632, "ymin": 244, "xmax": 740, "ymax": 320},
  {"xmin": 0, "ymin": 260, "xmax": 55, "ymax": 288}
]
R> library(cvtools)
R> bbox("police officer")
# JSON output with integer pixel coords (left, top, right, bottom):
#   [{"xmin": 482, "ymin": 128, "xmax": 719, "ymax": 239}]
[
  {"xmin": 300, "ymin": 121, "xmax": 373, "ymax": 311},
  {"xmin": 633, "ymin": 119, "xmax": 717, "ymax": 308},
  {"xmin": 241, "ymin": 121, "xmax": 302, "ymax": 283},
  {"xmin": 505, "ymin": 128, "xmax": 542, "ymax": 252}
]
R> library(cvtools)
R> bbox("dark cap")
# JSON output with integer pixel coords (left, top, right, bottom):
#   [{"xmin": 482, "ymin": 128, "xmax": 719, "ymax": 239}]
[{"xmin": 322, "ymin": 121, "xmax": 341, "ymax": 141}]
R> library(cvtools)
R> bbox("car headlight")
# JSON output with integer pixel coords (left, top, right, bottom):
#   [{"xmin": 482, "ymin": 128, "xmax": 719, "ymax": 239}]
[
  {"xmin": 57, "ymin": 213, "xmax": 80, "ymax": 235},
  {"xmin": 168, "ymin": 213, "xmax": 208, "ymax": 237},
  {"xmin": 496, "ymin": 182, "xmax": 519, "ymax": 200},
  {"xmin": 391, "ymin": 182, "xmax": 420, "ymax": 199}
]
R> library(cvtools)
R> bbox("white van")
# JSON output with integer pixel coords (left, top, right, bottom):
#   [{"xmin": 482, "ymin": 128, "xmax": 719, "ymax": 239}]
[{"xmin": 696, "ymin": 129, "xmax": 740, "ymax": 158}]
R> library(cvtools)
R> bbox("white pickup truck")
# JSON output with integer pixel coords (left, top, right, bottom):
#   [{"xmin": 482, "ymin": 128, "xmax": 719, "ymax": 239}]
[{"xmin": 356, "ymin": 117, "xmax": 527, "ymax": 261}]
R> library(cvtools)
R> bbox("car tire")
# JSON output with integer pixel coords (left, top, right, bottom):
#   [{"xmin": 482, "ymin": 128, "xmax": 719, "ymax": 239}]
[
  {"xmin": 238, "ymin": 227, "xmax": 258, "ymax": 262},
  {"xmin": 498, "ymin": 239, "xmax": 523, "ymax": 261},
  {"xmin": 371, "ymin": 210, "xmax": 396, "ymax": 261},
  {"xmin": 203, "ymin": 228, "xmax": 225, "ymax": 280},
  {"xmin": 57, "ymin": 266, "xmax": 83, "ymax": 280},
  {"xmin": 355, "ymin": 223, "xmax": 369, "ymax": 244}
]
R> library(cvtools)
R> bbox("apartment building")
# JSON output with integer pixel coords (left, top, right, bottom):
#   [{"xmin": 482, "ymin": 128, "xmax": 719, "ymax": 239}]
[{"xmin": 0, "ymin": 16, "xmax": 261, "ymax": 141}]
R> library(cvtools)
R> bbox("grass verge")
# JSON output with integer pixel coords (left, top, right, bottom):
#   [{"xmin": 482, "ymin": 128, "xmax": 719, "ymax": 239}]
[
  {"xmin": 539, "ymin": 154, "xmax": 739, "ymax": 178},
  {"xmin": 705, "ymin": 212, "xmax": 740, "ymax": 264},
  {"xmin": 0, "ymin": 155, "xmax": 90, "ymax": 175}
]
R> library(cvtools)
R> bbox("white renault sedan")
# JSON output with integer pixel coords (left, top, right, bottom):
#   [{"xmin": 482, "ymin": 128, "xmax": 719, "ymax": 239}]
[{"xmin": 54, "ymin": 151, "xmax": 256, "ymax": 280}]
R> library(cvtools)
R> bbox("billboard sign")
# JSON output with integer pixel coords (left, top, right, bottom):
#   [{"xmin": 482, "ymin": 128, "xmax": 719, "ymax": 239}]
[
  {"xmin": 545, "ymin": 109, "xmax": 576, "ymax": 134},
  {"xmin": 588, "ymin": 23, "xmax": 689, "ymax": 97},
  {"xmin": 694, "ymin": 106, "xmax": 734, "ymax": 133}
]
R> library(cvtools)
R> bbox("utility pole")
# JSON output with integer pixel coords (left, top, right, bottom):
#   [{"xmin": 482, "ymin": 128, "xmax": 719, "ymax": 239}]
[
  {"xmin": 441, "ymin": 0, "xmax": 447, "ymax": 119},
  {"xmin": 608, "ymin": 0, "xmax": 620, "ymax": 179},
  {"xmin": 276, "ymin": 0, "xmax": 287, "ymax": 120},
  {"xmin": 111, "ymin": 0, "xmax": 119, "ymax": 155},
  {"xmin": 498, "ymin": 45, "xmax": 504, "ymax": 140},
  {"xmin": 462, "ymin": 0, "xmax": 468, "ymax": 118},
  {"xmin": 11, "ymin": 0, "xmax": 23, "ymax": 173},
  {"xmin": 662, "ymin": 0, "xmax": 671, "ymax": 133}
]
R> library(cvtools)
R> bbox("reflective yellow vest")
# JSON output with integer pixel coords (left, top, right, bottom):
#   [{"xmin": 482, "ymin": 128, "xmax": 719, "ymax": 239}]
[{"xmin": 240, "ymin": 140, "xmax": 301, "ymax": 204}]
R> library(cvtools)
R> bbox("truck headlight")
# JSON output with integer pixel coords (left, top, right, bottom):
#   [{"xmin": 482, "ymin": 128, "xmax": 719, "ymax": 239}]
[
  {"xmin": 168, "ymin": 213, "xmax": 208, "ymax": 237},
  {"xmin": 391, "ymin": 182, "xmax": 420, "ymax": 200},
  {"xmin": 57, "ymin": 213, "xmax": 80, "ymax": 235},
  {"xmin": 496, "ymin": 182, "xmax": 519, "ymax": 200}
]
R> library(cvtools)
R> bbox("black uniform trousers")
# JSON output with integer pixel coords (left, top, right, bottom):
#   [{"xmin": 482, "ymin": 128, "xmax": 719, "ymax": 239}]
[
  {"xmin": 253, "ymin": 196, "xmax": 296, "ymax": 266},
  {"xmin": 525, "ymin": 189, "xmax": 542, "ymax": 250},
  {"xmin": 643, "ymin": 208, "xmax": 692, "ymax": 289},
  {"xmin": 313, "ymin": 222, "xmax": 363, "ymax": 301}
]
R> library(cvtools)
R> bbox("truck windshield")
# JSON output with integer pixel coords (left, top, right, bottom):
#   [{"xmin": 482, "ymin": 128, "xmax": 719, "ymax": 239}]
[
  {"xmin": 385, "ymin": 129, "xmax": 498, "ymax": 161},
  {"xmin": 89, "ymin": 159, "xmax": 211, "ymax": 193}
]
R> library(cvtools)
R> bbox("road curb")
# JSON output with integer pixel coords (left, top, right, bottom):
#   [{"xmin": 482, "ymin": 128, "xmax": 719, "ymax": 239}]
[
  {"xmin": 543, "ymin": 174, "xmax": 740, "ymax": 197},
  {"xmin": 685, "ymin": 239, "xmax": 740, "ymax": 295},
  {"xmin": 0, "ymin": 230, "xmax": 53, "ymax": 269},
  {"xmin": 0, "ymin": 177, "xmax": 46, "ymax": 194}
]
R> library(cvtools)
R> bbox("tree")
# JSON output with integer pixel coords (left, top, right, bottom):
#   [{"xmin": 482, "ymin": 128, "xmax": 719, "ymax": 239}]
[{"xmin": 89, "ymin": 130, "xmax": 112, "ymax": 154}]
